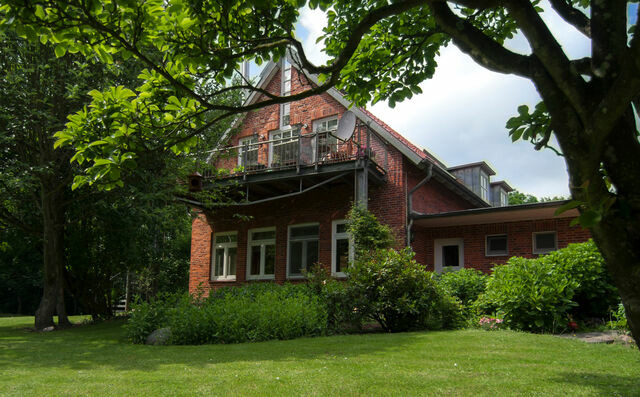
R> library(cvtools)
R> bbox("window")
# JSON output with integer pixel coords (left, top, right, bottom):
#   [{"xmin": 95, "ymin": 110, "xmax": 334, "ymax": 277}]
[
  {"xmin": 269, "ymin": 128, "xmax": 300, "ymax": 166},
  {"xmin": 486, "ymin": 234, "xmax": 508, "ymax": 256},
  {"xmin": 500, "ymin": 190, "xmax": 509, "ymax": 207},
  {"xmin": 288, "ymin": 224, "xmax": 319, "ymax": 277},
  {"xmin": 533, "ymin": 231, "xmax": 557, "ymax": 254},
  {"xmin": 280, "ymin": 58, "xmax": 291, "ymax": 127},
  {"xmin": 434, "ymin": 238, "xmax": 464, "ymax": 273},
  {"xmin": 211, "ymin": 232, "xmax": 237, "ymax": 281},
  {"xmin": 313, "ymin": 116, "xmax": 339, "ymax": 159},
  {"xmin": 332, "ymin": 220, "xmax": 353, "ymax": 276},
  {"xmin": 247, "ymin": 228, "xmax": 276, "ymax": 279},
  {"xmin": 480, "ymin": 172, "xmax": 489, "ymax": 201},
  {"xmin": 238, "ymin": 136, "xmax": 259, "ymax": 167}
]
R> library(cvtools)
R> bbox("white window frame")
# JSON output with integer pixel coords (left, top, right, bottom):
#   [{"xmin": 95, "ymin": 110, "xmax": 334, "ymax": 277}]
[
  {"xmin": 280, "ymin": 58, "xmax": 291, "ymax": 128},
  {"xmin": 313, "ymin": 116, "xmax": 339, "ymax": 159},
  {"xmin": 287, "ymin": 223, "xmax": 320, "ymax": 279},
  {"xmin": 485, "ymin": 234, "xmax": 508, "ymax": 257},
  {"xmin": 246, "ymin": 227, "xmax": 276, "ymax": 280},
  {"xmin": 533, "ymin": 231, "xmax": 558, "ymax": 254},
  {"xmin": 211, "ymin": 232, "xmax": 237, "ymax": 281},
  {"xmin": 238, "ymin": 136, "xmax": 259, "ymax": 167},
  {"xmin": 480, "ymin": 172, "xmax": 489, "ymax": 201},
  {"xmin": 500, "ymin": 190, "xmax": 509, "ymax": 207},
  {"xmin": 331, "ymin": 220, "xmax": 354, "ymax": 277},
  {"xmin": 434, "ymin": 238, "xmax": 464, "ymax": 273}
]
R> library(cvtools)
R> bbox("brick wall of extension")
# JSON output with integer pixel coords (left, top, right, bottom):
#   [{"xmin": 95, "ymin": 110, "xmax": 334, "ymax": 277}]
[{"xmin": 413, "ymin": 217, "xmax": 592, "ymax": 273}]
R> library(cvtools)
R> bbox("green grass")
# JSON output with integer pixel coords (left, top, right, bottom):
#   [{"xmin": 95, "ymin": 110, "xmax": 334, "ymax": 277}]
[{"xmin": 0, "ymin": 317, "xmax": 638, "ymax": 396}]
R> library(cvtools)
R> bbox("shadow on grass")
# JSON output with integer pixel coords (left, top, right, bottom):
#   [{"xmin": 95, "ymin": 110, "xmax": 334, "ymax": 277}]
[
  {"xmin": 554, "ymin": 372, "xmax": 640, "ymax": 396},
  {"xmin": 0, "ymin": 317, "xmax": 421, "ymax": 372}
]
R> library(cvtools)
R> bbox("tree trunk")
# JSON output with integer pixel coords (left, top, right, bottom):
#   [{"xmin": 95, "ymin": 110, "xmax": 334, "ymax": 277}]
[{"xmin": 34, "ymin": 183, "xmax": 67, "ymax": 330}]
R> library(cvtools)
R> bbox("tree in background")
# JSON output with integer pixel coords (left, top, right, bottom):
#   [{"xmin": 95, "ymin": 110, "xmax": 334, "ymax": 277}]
[
  {"xmin": 508, "ymin": 190, "xmax": 567, "ymax": 205},
  {"xmin": 2, "ymin": 0, "xmax": 639, "ymax": 345}
]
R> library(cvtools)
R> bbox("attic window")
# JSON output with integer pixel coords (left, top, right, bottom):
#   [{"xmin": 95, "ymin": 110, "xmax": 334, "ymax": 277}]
[
  {"xmin": 500, "ymin": 190, "xmax": 508, "ymax": 206},
  {"xmin": 280, "ymin": 58, "xmax": 291, "ymax": 127},
  {"xmin": 480, "ymin": 172, "xmax": 489, "ymax": 201}
]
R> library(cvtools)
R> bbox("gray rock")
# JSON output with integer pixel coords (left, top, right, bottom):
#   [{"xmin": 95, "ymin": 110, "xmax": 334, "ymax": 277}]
[
  {"xmin": 42, "ymin": 326, "xmax": 55, "ymax": 332},
  {"xmin": 146, "ymin": 327, "xmax": 171, "ymax": 345}
]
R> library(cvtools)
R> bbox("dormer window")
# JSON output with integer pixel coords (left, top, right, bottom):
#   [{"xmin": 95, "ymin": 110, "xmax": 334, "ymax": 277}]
[
  {"xmin": 280, "ymin": 58, "xmax": 291, "ymax": 127},
  {"xmin": 500, "ymin": 190, "xmax": 508, "ymax": 206}
]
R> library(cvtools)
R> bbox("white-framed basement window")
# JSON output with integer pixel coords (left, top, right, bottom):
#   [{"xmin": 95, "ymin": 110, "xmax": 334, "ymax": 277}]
[
  {"xmin": 211, "ymin": 232, "xmax": 237, "ymax": 281},
  {"xmin": 486, "ymin": 234, "xmax": 508, "ymax": 256},
  {"xmin": 332, "ymin": 220, "xmax": 353, "ymax": 277},
  {"xmin": 280, "ymin": 58, "xmax": 291, "ymax": 127},
  {"xmin": 434, "ymin": 238, "xmax": 464, "ymax": 273},
  {"xmin": 533, "ymin": 231, "xmax": 557, "ymax": 254},
  {"xmin": 287, "ymin": 223, "xmax": 319, "ymax": 278},
  {"xmin": 247, "ymin": 227, "xmax": 276, "ymax": 279}
]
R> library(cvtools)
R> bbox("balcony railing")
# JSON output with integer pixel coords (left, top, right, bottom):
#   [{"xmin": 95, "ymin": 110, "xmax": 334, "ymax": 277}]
[{"xmin": 201, "ymin": 128, "xmax": 388, "ymax": 180}]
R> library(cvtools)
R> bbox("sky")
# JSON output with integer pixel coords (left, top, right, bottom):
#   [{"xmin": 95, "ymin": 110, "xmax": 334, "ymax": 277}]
[{"xmin": 252, "ymin": 3, "xmax": 634, "ymax": 198}]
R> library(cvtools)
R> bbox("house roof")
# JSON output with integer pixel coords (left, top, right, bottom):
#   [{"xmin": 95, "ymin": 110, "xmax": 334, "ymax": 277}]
[
  {"xmin": 490, "ymin": 180, "xmax": 514, "ymax": 192},
  {"xmin": 411, "ymin": 200, "xmax": 578, "ymax": 228},
  {"xmin": 448, "ymin": 161, "xmax": 497, "ymax": 176}
]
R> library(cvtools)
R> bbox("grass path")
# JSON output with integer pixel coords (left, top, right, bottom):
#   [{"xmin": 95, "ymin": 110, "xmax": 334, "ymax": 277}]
[{"xmin": 0, "ymin": 316, "xmax": 638, "ymax": 396}]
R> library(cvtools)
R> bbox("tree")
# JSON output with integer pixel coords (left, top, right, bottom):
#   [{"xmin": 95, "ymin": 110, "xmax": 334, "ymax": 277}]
[
  {"xmin": 508, "ymin": 190, "xmax": 566, "ymax": 205},
  {"xmin": 1, "ymin": 0, "xmax": 639, "ymax": 345}
]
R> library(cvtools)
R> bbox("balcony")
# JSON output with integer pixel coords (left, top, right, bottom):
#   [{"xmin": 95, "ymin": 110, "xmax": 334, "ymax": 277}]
[{"xmin": 192, "ymin": 127, "xmax": 389, "ymax": 205}]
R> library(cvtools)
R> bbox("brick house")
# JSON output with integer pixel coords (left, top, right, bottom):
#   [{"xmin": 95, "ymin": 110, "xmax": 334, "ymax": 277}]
[{"xmin": 186, "ymin": 56, "xmax": 591, "ymax": 295}]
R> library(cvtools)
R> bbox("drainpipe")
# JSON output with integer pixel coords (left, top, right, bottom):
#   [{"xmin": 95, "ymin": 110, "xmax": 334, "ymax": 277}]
[{"xmin": 407, "ymin": 162, "xmax": 433, "ymax": 247}]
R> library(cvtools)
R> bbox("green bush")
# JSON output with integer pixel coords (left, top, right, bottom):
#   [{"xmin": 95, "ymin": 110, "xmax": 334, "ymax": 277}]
[
  {"xmin": 306, "ymin": 264, "xmax": 364, "ymax": 332},
  {"xmin": 125, "ymin": 283, "xmax": 328, "ymax": 345},
  {"xmin": 347, "ymin": 248, "xmax": 464, "ymax": 332},
  {"xmin": 475, "ymin": 257, "xmax": 578, "ymax": 333},
  {"xmin": 437, "ymin": 268, "xmax": 487, "ymax": 307},
  {"xmin": 346, "ymin": 205, "xmax": 395, "ymax": 254},
  {"xmin": 608, "ymin": 303, "xmax": 628, "ymax": 331},
  {"xmin": 540, "ymin": 240, "xmax": 617, "ymax": 318},
  {"xmin": 125, "ymin": 293, "xmax": 181, "ymax": 344}
]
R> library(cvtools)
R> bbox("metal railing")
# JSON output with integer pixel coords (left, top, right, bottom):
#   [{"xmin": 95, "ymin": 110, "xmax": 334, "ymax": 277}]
[{"xmin": 201, "ymin": 128, "xmax": 388, "ymax": 179}]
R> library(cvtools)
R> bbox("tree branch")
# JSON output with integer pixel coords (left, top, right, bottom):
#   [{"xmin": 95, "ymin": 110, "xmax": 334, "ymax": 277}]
[
  {"xmin": 505, "ymin": 0, "xmax": 590, "ymax": 122},
  {"xmin": 428, "ymin": 1, "xmax": 533, "ymax": 77},
  {"xmin": 548, "ymin": 0, "xmax": 591, "ymax": 37}
]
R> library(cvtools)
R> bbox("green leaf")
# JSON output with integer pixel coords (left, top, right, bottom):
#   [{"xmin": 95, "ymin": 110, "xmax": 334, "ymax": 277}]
[
  {"xmin": 54, "ymin": 44, "xmax": 67, "ymax": 58},
  {"xmin": 554, "ymin": 200, "xmax": 582, "ymax": 216}
]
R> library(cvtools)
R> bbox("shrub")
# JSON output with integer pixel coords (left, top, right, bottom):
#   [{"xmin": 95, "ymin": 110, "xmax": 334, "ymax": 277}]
[
  {"xmin": 126, "ymin": 283, "xmax": 328, "ymax": 345},
  {"xmin": 125, "ymin": 293, "xmax": 181, "ymax": 344},
  {"xmin": 608, "ymin": 303, "xmax": 628, "ymax": 331},
  {"xmin": 437, "ymin": 268, "xmax": 487, "ymax": 307},
  {"xmin": 347, "ymin": 248, "xmax": 464, "ymax": 332},
  {"xmin": 475, "ymin": 257, "xmax": 578, "ymax": 333},
  {"xmin": 346, "ymin": 205, "xmax": 395, "ymax": 254},
  {"xmin": 306, "ymin": 264, "xmax": 363, "ymax": 332},
  {"xmin": 540, "ymin": 240, "xmax": 618, "ymax": 318}
]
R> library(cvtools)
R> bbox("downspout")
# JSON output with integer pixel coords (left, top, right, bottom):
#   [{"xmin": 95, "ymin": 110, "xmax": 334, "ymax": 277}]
[{"xmin": 407, "ymin": 162, "xmax": 433, "ymax": 247}]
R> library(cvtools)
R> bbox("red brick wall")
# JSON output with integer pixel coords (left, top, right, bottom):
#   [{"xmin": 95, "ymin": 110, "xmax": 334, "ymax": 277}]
[{"xmin": 415, "ymin": 217, "xmax": 592, "ymax": 273}]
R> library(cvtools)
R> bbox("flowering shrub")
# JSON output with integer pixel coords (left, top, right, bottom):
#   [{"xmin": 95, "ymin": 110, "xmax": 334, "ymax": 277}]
[{"xmin": 478, "ymin": 316, "xmax": 504, "ymax": 331}]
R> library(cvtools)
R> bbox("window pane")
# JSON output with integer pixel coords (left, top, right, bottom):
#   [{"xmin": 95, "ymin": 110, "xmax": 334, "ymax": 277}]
[
  {"xmin": 536, "ymin": 233, "xmax": 556, "ymax": 250},
  {"xmin": 336, "ymin": 223, "xmax": 347, "ymax": 234},
  {"xmin": 442, "ymin": 245, "xmax": 459, "ymax": 267},
  {"xmin": 306, "ymin": 240, "xmax": 319, "ymax": 270},
  {"xmin": 336, "ymin": 238, "xmax": 349, "ymax": 273},
  {"xmin": 264, "ymin": 244, "xmax": 275, "ymax": 275},
  {"xmin": 227, "ymin": 248, "xmax": 237, "ymax": 276},
  {"xmin": 291, "ymin": 225, "xmax": 319, "ymax": 238},
  {"xmin": 252, "ymin": 230, "xmax": 275, "ymax": 241},
  {"xmin": 290, "ymin": 241, "xmax": 303, "ymax": 274},
  {"xmin": 215, "ymin": 234, "xmax": 237, "ymax": 243},
  {"xmin": 250, "ymin": 246, "xmax": 261, "ymax": 275},
  {"xmin": 214, "ymin": 248, "xmax": 225, "ymax": 276},
  {"xmin": 487, "ymin": 235, "xmax": 507, "ymax": 255}
]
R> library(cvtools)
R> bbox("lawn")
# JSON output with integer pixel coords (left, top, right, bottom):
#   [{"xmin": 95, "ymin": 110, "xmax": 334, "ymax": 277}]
[{"xmin": 0, "ymin": 317, "xmax": 638, "ymax": 396}]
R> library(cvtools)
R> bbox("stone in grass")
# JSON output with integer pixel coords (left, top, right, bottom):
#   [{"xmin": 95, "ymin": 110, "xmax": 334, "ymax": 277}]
[
  {"xmin": 42, "ymin": 326, "xmax": 55, "ymax": 332},
  {"xmin": 146, "ymin": 327, "xmax": 172, "ymax": 345}
]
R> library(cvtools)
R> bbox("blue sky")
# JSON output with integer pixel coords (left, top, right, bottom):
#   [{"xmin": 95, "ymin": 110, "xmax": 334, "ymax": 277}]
[{"xmin": 282, "ymin": 2, "xmax": 635, "ymax": 198}]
